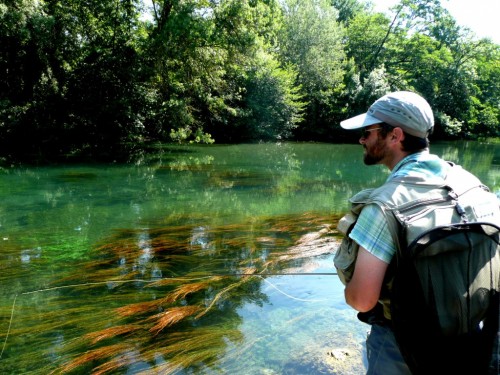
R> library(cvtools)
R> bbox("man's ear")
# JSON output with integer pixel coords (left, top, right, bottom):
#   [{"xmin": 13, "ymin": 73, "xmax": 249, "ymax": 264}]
[{"xmin": 391, "ymin": 127, "xmax": 405, "ymax": 143}]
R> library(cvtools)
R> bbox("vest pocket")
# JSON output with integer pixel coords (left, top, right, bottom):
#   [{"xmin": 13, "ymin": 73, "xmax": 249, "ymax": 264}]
[{"xmin": 334, "ymin": 235, "xmax": 359, "ymax": 285}]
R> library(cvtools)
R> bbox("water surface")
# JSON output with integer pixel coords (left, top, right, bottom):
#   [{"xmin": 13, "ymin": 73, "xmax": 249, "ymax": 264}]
[{"xmin": 1, "ymin": 141, "xmax": 499, "ymax": 374}]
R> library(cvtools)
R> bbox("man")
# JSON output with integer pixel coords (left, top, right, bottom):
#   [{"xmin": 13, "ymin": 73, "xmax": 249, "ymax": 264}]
[{"xmin": 336, "ymin": 91, "xmax": 498, "ymax": 374}]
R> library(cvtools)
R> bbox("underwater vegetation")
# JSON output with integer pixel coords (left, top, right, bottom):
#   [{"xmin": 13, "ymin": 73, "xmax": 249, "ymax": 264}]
[{"xmin": 1, "ymin": 212, "xmax": 341, "ymax": 374}]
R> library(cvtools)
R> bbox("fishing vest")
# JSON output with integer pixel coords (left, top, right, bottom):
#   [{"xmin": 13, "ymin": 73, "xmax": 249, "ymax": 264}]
[{"xmin": 334, "ymin": 162, "xmax": 500, "ymax": 322}]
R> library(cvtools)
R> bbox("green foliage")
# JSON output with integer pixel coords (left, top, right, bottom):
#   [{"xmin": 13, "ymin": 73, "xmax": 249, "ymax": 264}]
[
  {"xmin": 467, "ymin": 41, "xmax": 500, "ymax": 136},
  {"xmin": 280, "ymin": 0, "xmax": 344, "ymax": 98},
  {"xmin": 0, "ymin": 0, "xmax": 150, "ymax": 159},
  {"xmin": 170, "ymin": 126, "xmax": 215, "ymax": 144},
  {"xmin": 145, "ymin": 0, "xmax": 292, "ymax": 144},
  {"xmin": 344, "ymin": 11, "xmax": 392, "ymax": 74},
  {"xmin": 279, "ymin": 0, "xmax": 346, "ymax": 139},
  {"xmin": 0, "ymin": 0, "xmax": 499, "ymax": 160},
  {"xmin": 240, "ymin": 54, "xmax": 307, "ymax": 141},
  {"xmin": 331, "ymin": 0, "xmax": 367, "ymax": 24},
  {"xmin": 435, "ymin": 111, "xmax": 463, "ymax": 138},
  {"xmin": 341, "ymin": 0, "xmax": 500, "ymax": 140}
]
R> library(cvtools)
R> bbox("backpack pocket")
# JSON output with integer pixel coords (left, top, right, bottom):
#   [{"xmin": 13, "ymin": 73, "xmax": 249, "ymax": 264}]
[{"xmin": 391, "ymin": 222, "xmax": 500, "ymax": 374}]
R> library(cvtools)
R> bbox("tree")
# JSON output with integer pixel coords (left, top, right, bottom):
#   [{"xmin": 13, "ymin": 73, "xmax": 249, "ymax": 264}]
[
  {"xmin": 340, "ymin": 0, "xmax": 500, "ymax": 139},
  {"xmin": 61, "ymin": 0, "xmax": 149, "ymax": 151},
  {"xmin": 331, "ymin": 0, "xmax": 367, "ymax": 24},
  {"xmin": 237, "ymin": 54, "xmax": 306, "ymax": 141},
  {"xmin": 145, "ymin": 0, "xmax": 300, "ymax": 144},
  {"xmin": 278, "ymin": 0, "xmax": 346, "ymax": 140},
  {"xmin": 0, "ymin": 0, "xmax": 59, "ymax": 156},
  {"xmin": 461, "ymin": 41, "xmax": 500, "ymax": 137},
  {"xmin": 1, "ymin": 0, "xmax": 500, "ymax": 162},
  {"xmin": 341, "ymin": 10, "xmax": 400, "ymax": 122},
  {"xmin": 0, "ymin": 0, "xmax": 150, "ymax": 159}
]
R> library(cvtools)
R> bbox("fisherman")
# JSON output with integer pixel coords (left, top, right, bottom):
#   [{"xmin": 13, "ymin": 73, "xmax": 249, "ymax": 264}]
[{"xmin": 336, "ymin": 91, "xmax": 499, "ymax": 374}]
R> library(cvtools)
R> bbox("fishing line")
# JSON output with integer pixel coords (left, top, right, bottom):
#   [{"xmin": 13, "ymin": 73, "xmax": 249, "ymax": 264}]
[
  {"xmin": 0, "ymin": 294, "xmax": 16, "ymax": 360},
  {"xmin": 0, "ymin": 271, "xmax": 338, "ymax": 360},
  {"xmin": 260, "ymin": 277, "xmax": 330, "ymax": 303}
]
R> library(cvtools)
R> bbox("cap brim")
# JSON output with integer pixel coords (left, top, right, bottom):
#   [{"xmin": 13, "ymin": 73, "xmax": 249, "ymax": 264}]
[{"xmin": 340, "ymin": 113, "xmax": 381, "ymax": 130}]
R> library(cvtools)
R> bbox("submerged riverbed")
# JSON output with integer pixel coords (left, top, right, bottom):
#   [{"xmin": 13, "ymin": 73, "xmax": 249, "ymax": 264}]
[{"xmin": 1, "ymin": 141, "xmax": 499, "ymax": 374}]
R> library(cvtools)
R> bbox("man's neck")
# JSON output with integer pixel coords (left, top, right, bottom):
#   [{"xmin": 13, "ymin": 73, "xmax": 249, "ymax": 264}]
[{"xmin": 385, "ymin": 151, "xmax": 410, "ymax": 171}]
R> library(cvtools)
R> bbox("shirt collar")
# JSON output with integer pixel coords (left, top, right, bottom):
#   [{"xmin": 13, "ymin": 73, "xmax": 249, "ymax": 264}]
[
  {"xmin": 390, "ymin": 151, "xmax": 429, "ymax": 176},
  {"xmin": 386, "ymin": 150, "xmax": 449, "ymax": 183}
]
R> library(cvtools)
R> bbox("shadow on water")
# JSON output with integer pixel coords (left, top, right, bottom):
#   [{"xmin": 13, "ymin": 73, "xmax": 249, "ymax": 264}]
[{"xmin": 1, "ymin": 211, "xmax": 347, "ymax": 374}]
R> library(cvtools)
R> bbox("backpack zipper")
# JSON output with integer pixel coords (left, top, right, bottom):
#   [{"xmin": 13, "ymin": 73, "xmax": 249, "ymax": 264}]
[{"xmin": 393, "ymin": 196, "xmax": 455, "ymax": 224}]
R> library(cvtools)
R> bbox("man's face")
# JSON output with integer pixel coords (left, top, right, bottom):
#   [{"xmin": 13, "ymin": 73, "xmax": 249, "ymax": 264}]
[{"xmin": 359, "ymin": 125, "xmax": 388, "ymax": 165}]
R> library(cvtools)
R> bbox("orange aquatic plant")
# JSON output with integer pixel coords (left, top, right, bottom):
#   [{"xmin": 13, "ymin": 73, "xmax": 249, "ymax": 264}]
[{"xmin": 44, "ymin": 211, "xmax": 342, "ymax": 374}]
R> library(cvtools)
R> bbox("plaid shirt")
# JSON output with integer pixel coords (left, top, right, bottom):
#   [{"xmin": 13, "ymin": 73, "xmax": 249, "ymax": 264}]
[{"xmin": 349, "ymin": 151, "xmax": 449, "ymax": 263}]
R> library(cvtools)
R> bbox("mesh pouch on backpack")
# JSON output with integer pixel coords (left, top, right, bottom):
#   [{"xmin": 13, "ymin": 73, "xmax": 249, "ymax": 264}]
[{"xmin": 388, "ymin": 179, "xmax": 500, "ymax": 375}]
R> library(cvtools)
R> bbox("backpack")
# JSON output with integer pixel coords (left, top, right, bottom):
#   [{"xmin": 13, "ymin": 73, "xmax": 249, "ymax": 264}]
[{"xmin": 387, "ymin": 166, "xmax": 500, "ymax": 374}]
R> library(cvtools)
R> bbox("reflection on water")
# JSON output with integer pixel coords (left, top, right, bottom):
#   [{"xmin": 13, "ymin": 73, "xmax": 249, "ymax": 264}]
[{"xmin": 0, "ymin": 141, "xmax": 499, "ymax": 374}]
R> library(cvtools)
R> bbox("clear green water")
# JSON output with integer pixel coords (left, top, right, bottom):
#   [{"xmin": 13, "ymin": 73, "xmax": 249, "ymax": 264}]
[{"xmin": 1, "ymin": 141, "xmax": 499, "ymax": 374}]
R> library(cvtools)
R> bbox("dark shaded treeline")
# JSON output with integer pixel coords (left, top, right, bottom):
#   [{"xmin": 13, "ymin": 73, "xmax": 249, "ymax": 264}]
[{"xmin": 1, "ymin": 0, "xmax": 499, "ymax": 162}]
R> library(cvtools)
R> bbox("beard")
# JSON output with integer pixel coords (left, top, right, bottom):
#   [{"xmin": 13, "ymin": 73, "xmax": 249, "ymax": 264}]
[
  {"xmin": 363, "ymin": 138, "xmax": 386, "ymax": 165},
  {"xmin": 363, "ymin": 152, "xmax": 382, "ymax": 165}
]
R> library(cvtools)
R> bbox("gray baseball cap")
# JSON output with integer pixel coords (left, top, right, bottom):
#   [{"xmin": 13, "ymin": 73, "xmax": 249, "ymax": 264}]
[{"xmin": 340, "ymin": 91, "xmax": 434, "ymax": 138}]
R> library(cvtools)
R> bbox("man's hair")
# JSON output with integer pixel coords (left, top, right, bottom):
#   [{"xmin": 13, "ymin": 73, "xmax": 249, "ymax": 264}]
[{"xmin": 379, "ymin": 122, "xmax": 429, "ymax": 152}]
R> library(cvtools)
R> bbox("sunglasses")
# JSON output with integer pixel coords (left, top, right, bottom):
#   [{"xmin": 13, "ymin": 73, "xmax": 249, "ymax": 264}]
[{"xmin": 361, "ymin": 127, "xmax": 382, "ymax": 138}]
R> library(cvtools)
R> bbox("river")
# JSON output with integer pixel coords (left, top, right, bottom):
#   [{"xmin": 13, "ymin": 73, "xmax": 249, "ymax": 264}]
[{"xmin": 1, "ymin": 141, "xmax": 499, "ymax": 374}]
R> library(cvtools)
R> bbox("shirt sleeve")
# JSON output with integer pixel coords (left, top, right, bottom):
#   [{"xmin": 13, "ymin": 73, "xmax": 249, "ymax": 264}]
[{"xmin": 348, "ymin": 203, "xmax": 396, "ymax": 264}]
